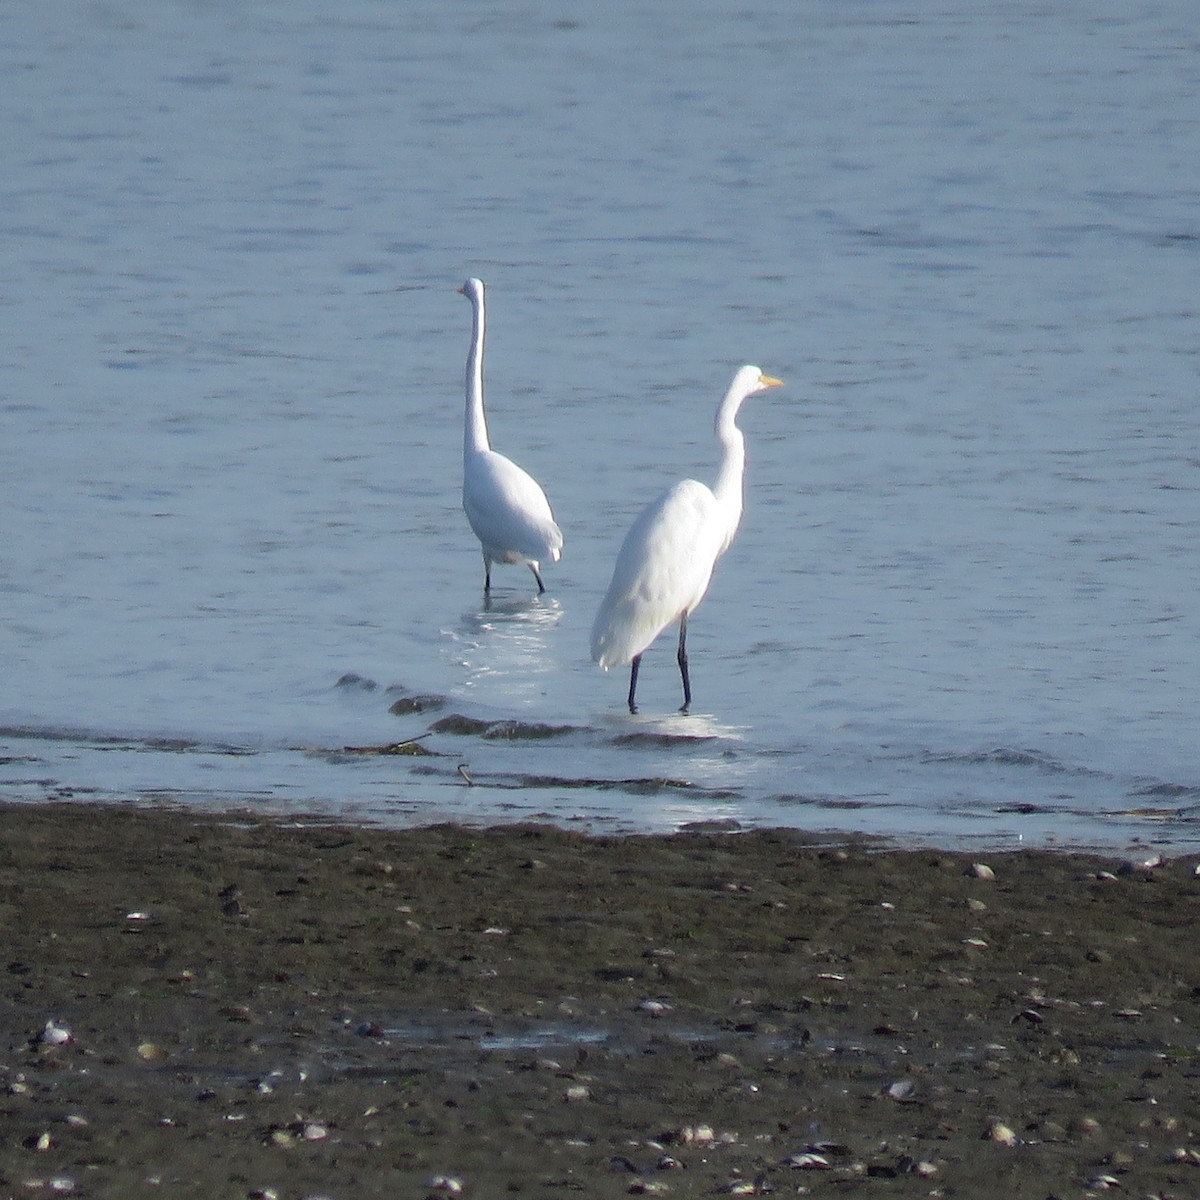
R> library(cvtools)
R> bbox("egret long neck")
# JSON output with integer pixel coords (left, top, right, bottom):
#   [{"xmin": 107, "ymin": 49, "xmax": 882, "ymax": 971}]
[
  {"xmin": 463, "ymin": 294, "xmax": 490, "ymax": 457},
  {"xmin": 710, "ymin": 392, "xmax": 747, "ymax": 547}
]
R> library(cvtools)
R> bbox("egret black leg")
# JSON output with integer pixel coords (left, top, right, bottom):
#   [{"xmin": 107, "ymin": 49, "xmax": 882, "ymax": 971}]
[
  {"xmin": 627, "ymin": 655, "xmax": 641, "ymax": 714},
  {"xmin": 483, "ymin": 557, "xmax": 492, "ymax": 594},
  {"xmin": 677, "ymin": 612, "xmax": 691, "ymax": 713},
  {"xmin": 529, "ymin": 563, "xmax": 546, "ymax": 593}
]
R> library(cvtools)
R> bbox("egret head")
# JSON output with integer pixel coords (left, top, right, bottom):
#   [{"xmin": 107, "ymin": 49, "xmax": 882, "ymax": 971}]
[
  {"xmin": 459, "ymin": 277, "xmax": 485, "ymax": 302},
  {"xmin": 738, "ymin": 365, "xmax": 784, "ymax": 397}
]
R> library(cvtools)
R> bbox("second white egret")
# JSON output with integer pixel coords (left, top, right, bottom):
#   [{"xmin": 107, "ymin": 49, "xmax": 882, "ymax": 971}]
[
  {"xmin": 458, "ymin": 277, "xmax": 563, "ymax": 594},
  {"xmin": 590, "ymin": 365, "xmax": 784, "ymax": 713}
]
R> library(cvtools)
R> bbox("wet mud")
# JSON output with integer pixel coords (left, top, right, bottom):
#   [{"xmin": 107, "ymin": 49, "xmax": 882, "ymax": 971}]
[{"xmin": 1, "ymin": 801, "xmax": 1198, "ymax": 1198}]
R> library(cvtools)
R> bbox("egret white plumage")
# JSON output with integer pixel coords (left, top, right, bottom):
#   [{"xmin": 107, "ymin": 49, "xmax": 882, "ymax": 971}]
[
  {"xmin": 590, "ymin": 365, "xmax": 784, "ymax": 713},
  {"xmin": 458, "ymin": 277, "xmax": 563, "ymax": 594}
]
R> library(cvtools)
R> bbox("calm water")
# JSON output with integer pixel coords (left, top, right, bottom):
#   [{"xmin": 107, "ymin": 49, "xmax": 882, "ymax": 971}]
[{"xmin": 2, "ymin": 2, "xmax": 1198, "ymax": 851}]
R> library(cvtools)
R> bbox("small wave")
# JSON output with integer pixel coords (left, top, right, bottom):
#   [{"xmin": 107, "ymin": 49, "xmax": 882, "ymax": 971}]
[
  {"xmin": 771, "ymin": 792, "xmax": 894, "ymax": 813},
  {"xmin": 510, "ymin": 772, "xmax": 737, "ymax": 800},
  {"xmin": 387, "ymin": 695, "xmax": 447, "ymax": 716},
  {"xmin": 918, "ymin": 746, "xmax": 1115, "ymax": 780},
  {"xmin": 334, "ymin": 672, "xmax": 379, "ymax": 692},
  {"xmin": 0, "ymin": 724, "xmax": 253, "ymax": 756},
  {"xmin": 336, "ymin": 674, "xmax": 450, "ymax": 716},
  {"xmin": 1107, "ymin": 807, "xmax": 1199, "ymax": 824},
  {"xmin": 1130, "ymin": 781, "xmax": 1200, "ymax": 801},
  {"xmin": 609, "ymin": 731, "xmax": 720, "ymax": 749},
  {"xmin": 423, "ymin": 761, "xmax": 737, "ymax": 801},
  {"xmin": 922, "ymin": 746, "xmax": 1068, "ymax": 771},
  {"xmin": 429, "ymin": 714, "xmax": 582, "ymax": 740}
]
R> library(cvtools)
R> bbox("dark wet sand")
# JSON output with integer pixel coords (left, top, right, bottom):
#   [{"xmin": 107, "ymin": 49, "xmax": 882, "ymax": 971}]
[{"xmin": 1, "ymin": 800, "xmax": 1198, "ymax": 1198}]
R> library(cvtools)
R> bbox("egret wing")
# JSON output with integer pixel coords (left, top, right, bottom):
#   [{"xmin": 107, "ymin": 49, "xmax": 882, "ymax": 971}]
[
  {"xmin": 464, "ymin": 450, "xmax": 563, "ymax": 563},
  {"xmin": 591, "ymin": 481, "xmax": 722, "ymax": 666}
]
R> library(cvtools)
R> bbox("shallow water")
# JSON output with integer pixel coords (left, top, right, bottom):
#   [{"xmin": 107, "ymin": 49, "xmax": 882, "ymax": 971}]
[{"xmin": 2, "ymin": 2, "xmax": 1198, "ymax": 850}]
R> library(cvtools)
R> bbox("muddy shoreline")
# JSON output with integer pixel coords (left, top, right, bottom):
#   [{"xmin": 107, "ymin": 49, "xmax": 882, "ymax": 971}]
[{"xmin": 1, "ymin": 800, "xmax": 1198, "ymax": 1198}]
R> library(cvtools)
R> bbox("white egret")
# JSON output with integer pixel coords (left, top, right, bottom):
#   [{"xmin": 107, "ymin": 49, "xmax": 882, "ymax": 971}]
[
  {"xmin": 458, "ymin": 277, "xmax": 563, "ymax": 594},
  {"xmin": 590, "ymin": 365, "xmax": 784, "ymax": 713}
]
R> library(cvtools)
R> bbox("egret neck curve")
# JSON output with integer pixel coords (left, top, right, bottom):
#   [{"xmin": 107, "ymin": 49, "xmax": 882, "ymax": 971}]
[
  {"xmin": 462, "ymin": 281, "xmax": 491, "ymax": 458},
  {"xmin": 709, "ymin": 385, "xmax": 751, "ymax": 549}
]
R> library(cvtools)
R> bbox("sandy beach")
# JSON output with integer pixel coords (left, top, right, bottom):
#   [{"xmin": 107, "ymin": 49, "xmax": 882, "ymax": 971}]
[{"xmin": 1, "ymin": 800, "xmax": 1198, "ymax": 1198}]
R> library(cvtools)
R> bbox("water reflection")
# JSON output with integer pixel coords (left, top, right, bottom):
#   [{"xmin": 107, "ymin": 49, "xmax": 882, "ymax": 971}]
[
  {"xmin": 601, "ymin": 711, "xmax": 744, "ymax": 748},
  {"xmin": 448, "ymin": 594, "xmax": 564, "ymax": 702},
  {"xmin": 474, "ymin": 592, "xmax": 565, "ymax": 623}
]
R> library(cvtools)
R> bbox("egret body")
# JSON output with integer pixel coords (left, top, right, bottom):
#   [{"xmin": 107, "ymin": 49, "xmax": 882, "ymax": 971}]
[
  {"xmin": 459, "ymin": 277, "xmax": 563, "ymax": 594},
  {"xmin": 590, "ymin": 365, "xmax": 783, "ymax": 713}
]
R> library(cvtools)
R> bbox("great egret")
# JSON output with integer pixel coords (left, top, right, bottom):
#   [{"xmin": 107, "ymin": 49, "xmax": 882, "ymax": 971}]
[
  {"xmin": 590, "ymin": 365, "xmax": 784, "ymax": 713},
  {"xmin": 458, "ymin": 277, "xmax": 563, "ymax": 594}
]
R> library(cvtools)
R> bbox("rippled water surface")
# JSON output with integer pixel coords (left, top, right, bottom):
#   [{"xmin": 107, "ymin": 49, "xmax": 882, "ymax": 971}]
[{"xmin": 2, "ymin": 2, "xmax": 1198, "ymax": 850}]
